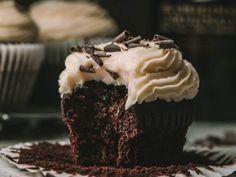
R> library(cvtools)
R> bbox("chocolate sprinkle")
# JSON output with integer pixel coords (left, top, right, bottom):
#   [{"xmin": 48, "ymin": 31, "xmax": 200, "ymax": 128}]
[
  {"xmin": 84, "ymin": 44, "xmax": 95, "ymax": 54},
  {"xmin": 153, "ymin": 34, "xmax": 170, "ymax": 41},
  {"xmin": 80, "ymin": 65, "xmax": 96, "ymax": 73},
  {"xmin": 104, "ymin": 43, "xmax": 121, "ymax": 52},
  {"xmin": 157, "ymin": 40, "xmax": 180, "ymax": 49},
  {"xmin": 70, "ymin": 45, "xmax": 82, "ymax": 53},
  {"xmin": 125, "ymin": 36, "xmax": 142, "ymax": 44},
  {"xmin": 127, "ymin": 43, "xmax": 143, "ymax": 49},
  {"xmin": 91, "ymin": 54, "xmax": 103, "ymax": 66},
  {"xmin": 113, "ymin": 30, "xmax": 130, "ymax": 43},
  {"xmin": 94, "ymin": 51, "xmax": 111, "ymax": 57},
  {"xmin": 105, "ymin": 69, "xmax": 119, "ymax": 80}
]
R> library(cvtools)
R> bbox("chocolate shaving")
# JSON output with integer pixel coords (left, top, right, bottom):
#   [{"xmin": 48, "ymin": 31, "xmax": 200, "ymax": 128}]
[
  {"xmin": 156, "ymin": 40, "xmax": 180, "ymax": 49},
  {"xmin": 83, "ymin": 44, "xmax": 95, "ymax": 54},
  {"xmin": 127, "ymin": 43, "xmax": 143, "ymax": 48},
  {"xmin": 104, "ymin": 43, "xmax": 121, "ymax": 52},
  {"xmin": 70, "ymin": 45, "xmax": 82, "ymax": 53},
  {"xmin": 153, "ymin": 34, "xmax": 170, "ymax": 41},
  {"xmin": 105, "ymin": 69, "xmax": 119, "ymax": 80},
  {"xmin": 125, "ymin": 36, "xmax": 142, "ymax": 44},
  {"xmin": 113, "ymin": 30, "xmax": 130, "ymax": 43},
  {"xmin": 94, "ymin": 51, "xmax": 111, "ymax": 57},
  {"xmin": 91, "ymin": 54, "xmax": 103, "ymax": 66},
  {"xmin": 80, "ymin": 65, "xmax": 96, "ymax": 73}
]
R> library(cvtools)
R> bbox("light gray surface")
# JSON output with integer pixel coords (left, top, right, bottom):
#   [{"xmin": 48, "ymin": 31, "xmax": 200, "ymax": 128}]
[{"xmin": 0, "ymin": 121, "xmax": 236, "ymax": 177}]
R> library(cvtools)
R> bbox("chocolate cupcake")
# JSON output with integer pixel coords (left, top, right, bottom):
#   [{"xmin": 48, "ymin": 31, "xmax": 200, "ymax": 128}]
[{"xmin": 59, "ymin": 31, "xmax": 200, "ymax": 167}]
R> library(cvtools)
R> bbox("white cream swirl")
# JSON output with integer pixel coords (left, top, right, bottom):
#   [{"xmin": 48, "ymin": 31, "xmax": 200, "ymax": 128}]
[
  {"xmin": 59, "ymin": 41, "xmax": 199, "ymax": 109},
  {"xmin": 0, "ymin": 1, "xmax": 36, "ymax": 42}
]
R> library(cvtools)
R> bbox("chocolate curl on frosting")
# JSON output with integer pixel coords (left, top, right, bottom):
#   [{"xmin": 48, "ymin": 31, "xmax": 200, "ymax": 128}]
[
  {"xmin": 127, "ymin": 43, "xmax": 143, "ymax": 49},
  {"xmin": 105, "ymin": 69, "xmax": 119, "ymax": 80},
  {"xmin": 91, "ymin": 54, "xmax": 103, "ymax": 66},
  {"xmin": 104, "ymin": 43, "xmax": 121, "ymax": 52},
  {"xmin": 83, "ymin": 44, "xmax": 95, "ymax": 54},
  {"xmin": 113, "ymin": 30, "xmax": 130, "ymax": 43},
  {"xmin": 153, "ymin": 34, "xmax": 170, "ymax": 41},
  {"xmin": 156, "ymin": 40, "xmax": 180, "ymax": 49},
  {"xmin": 70, "ymin": 45, "xmax": 82, "ymax": 53},
  {"xmin": 125, "ymin": 36, "xmax": 142, "ymax": 45},
  {"xmin": 79, "ymin": 65, "xmax": 96, "ymax": 73}
]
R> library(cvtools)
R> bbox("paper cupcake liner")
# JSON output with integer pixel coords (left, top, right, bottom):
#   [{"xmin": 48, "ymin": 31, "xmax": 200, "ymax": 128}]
[
  {"xmin": 0, "ymin": 141, "xmax": 235, "ymax": 177},
  {"xmin": 135, "ymin": 99, "xmax": 193, "ymax": 129},
  {"xmin": 0, "ymin": 44, "xmax": 44, "ymax": 111}
]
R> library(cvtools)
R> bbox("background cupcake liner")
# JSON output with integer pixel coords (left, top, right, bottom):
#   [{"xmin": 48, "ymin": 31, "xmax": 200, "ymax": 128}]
[
  {"xmin": 0, "ymin": 141, "xmax": 235, "ymax": 177},
  {"xmin": 0, "ymin": 44, "xmax": 44, "ymax": 111}
]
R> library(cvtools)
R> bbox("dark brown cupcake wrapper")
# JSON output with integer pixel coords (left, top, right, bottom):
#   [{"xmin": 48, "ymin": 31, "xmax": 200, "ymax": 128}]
[{"xmin": 134, "ymin": 99, "xmax": 193, "ymax": 130}]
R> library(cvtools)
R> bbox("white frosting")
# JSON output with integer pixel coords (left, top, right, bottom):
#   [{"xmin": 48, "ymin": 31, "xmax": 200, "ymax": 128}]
[
  {"xmin": 0, "ymin": 1, "xmax": 36, "ymax": 42},
  {"xmin": 29, "ymin": 0, "xmax": 117, "ymax": 41},
  {"xmin": 59, "ymin": 41, "xmax": 199, "ymax": 109}
]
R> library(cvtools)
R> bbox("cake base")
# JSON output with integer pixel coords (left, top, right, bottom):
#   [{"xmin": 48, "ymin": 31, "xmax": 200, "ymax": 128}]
[{"xmin": 61, "ymin": 81, "xmax": 193, "ymax": 167}]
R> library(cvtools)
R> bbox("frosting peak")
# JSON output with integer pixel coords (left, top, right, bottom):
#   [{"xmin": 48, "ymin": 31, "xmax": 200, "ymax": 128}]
[{"xmin": 59, "ymin": 32, "xmax": 199, "ymax": 109}]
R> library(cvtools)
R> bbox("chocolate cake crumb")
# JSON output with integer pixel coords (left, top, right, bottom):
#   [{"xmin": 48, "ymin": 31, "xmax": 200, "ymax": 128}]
[{"xmin": 17, "ymin": 142, "xmax": 219, "ymax": 177}]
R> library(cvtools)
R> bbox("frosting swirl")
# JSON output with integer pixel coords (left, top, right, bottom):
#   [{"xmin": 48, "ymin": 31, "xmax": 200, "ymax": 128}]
[
  {"xmin": 30, "ymin": 0, "xmax": 117, "ymax": 41},
  {"xmin": 59, "ymin": 40, "xmax": 199, "ymax": 109},
  {"xmin": 0, "ymin": 1, "xmax": 36, "ymax": 42}
]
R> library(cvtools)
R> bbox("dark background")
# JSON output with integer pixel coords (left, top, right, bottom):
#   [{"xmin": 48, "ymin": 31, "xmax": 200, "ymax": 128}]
[{"xmin": 16, "ymin": 0, "xmax": 236, "ymax": 121}]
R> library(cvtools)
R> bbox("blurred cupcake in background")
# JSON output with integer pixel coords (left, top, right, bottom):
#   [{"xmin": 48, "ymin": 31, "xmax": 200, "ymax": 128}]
[
  {"xmin": 30, "ymin": 0, "xmax": 117, "ymax": 41},
  {"xmin": 28, "ymin": 0, "xmax": 117, "ymax": 108},
  {"xmin": 0, "ymin": 1, "xmax": 44, "ymax": 112}
]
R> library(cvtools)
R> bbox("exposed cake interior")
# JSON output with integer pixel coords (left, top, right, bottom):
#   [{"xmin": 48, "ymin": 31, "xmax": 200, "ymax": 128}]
[{"xmin": 62, "ymin": 81, "xmax": 191, "ymax": 167}]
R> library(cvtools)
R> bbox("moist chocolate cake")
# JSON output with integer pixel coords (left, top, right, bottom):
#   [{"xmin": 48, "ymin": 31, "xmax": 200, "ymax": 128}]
[{"xmin": 59, "ymin": 31, "xmax": 200, "ymax": 167}]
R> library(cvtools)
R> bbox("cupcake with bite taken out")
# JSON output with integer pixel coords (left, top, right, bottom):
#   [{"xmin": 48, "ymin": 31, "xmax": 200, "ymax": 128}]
[{"xmin": 59, "ymin": 30, "xmax": 199, "ymax": 167}]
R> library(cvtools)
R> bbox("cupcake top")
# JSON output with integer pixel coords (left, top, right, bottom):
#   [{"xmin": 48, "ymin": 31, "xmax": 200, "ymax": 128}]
[
  {"xmin": 29, "ymin": 0, "xmax": 117, "ymax": 41},
  {"xmin": 0, "ymin": 1, "xmax": 36, "ymax": 42},
  {"xmin": 59, "ymin": 31, "xmax": 199, "ymax": 109}
]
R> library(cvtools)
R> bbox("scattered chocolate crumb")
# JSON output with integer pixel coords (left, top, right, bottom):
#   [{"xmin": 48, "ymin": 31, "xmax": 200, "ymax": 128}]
[
  {"xmin": 104, "ymin": 43, "xmax": 121, "ymax": 52},
  {"xmin": 91, "ymin": 54, "xmax": 103, "ymax": 66},
  {"xmin": 94, "ymin": 51, "xmax": 111, "ymax": 57},
  {"xmin": 70, "ymin": 45, "xmax": 82, "ymax": 53},
  {"xmin": 194, "ymin": 131, "xmax": 236, "ymax": 147},
  {"xmin": 113, "ymin": 30, "xmax": 130, "ymax": 43},
  {"xmin": 125, "ymin": 36, "xmax": 142, "ymax": 44},
  {"xmin": 16, "ymin": 142, "xmax": 221, "ymax": 177},
  {"xmin": 105, "ymin": 69, "xmax": 119, "ymax": 80},
  {"xmin": 80, "ymin": 65, "xmax": 96, "ymax": 73}
]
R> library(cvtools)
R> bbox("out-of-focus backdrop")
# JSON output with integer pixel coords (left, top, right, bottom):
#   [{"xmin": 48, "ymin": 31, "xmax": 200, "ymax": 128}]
[{"xmin": 0, "ymin": 0, "xmax": 235, "ymax": 142}]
